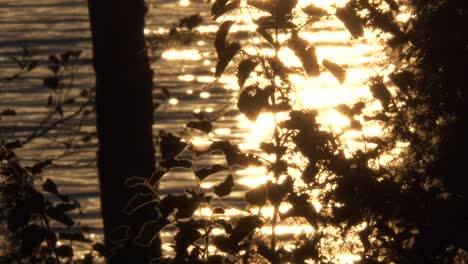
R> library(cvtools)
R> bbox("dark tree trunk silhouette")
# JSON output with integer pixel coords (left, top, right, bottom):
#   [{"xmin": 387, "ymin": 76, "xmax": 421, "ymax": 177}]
[{"xmin": 87, "ymin": 0, "xmax": 160, "ymax": 262}]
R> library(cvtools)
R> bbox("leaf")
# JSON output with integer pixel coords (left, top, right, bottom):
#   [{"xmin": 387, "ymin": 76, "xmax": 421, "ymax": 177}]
[
  {"xmin": 237, "ymin": 58, "xmax": 259, "ymax": 88},
  {"xmin": 48, "ymin": 54, "xmax": 60, "ymax": 64},
  {"xmin": 125, "ymin": 177, "xmax": 146, "ymax": 188},
  {"xmin": 301, "ymin": 164, "xmax": 319, "ymax": 184},
  {"xmin": 237, "ymin": 85, "xmax": 272, "ymax": 121},
  {"xmin": 195, "ymin": 164, "xmax": 229, "ymax": 181},
  {"xmin": 59, "ymin": 232, "xmax": 92, "ymax": 243},
  {"xmin": 30, "ymin": 159, "xmax": 52, "ymax": 174},
  {"xmin": 302, "ymin": 4, "xmax": 327, "ymax": 17},
  {"xmin": 7, "ymin": 206, "xmax": 31, "ymax": 232},
  {"xmin": 245, "ymin": 185, "xmax": 267, "ymax": 206},
  {"xmin": 20, "ymin": 225, "xmax": 47, "ymax": 256},
  {"xmin": 215, "ymin": 42, "xmax": 241, "ymax": 77},
  {"xmin": 257, "ymin": 243, "xmax": 281, "ymax": 264},
  {"xmin": 1, "ymin": 109, "xmax": 16, "ymax": 116},
  {"xmin": 247, "ymin": 0, "xmax": 273, "ymax": 13},
  {"xmin": 45, "ymin": 205, "xmax": 75, "ymax": 226},
  {"xmin": 388, "ymin": 70, "xmax": 415, "ymax": 92},
  {"xmin": 212, "ymin": 207, "xmax": 225, "ymax": 214},
  {"xmin": 43, "ymin": 76, "xmax": 59, "ymax": 90},
  {"xmin": 159, "ymin": 131, "xmax": 187, "ymax": 160},
  {"xmin": 211, "ymin": 0, "xmax": 229, "ymax": 18},
  {"xmin": 255, "ymin": 16, "xmax": 296, "ymax": 30},
  {"xmin": 123, "ymin": 193, "xmax": 156, "ymax": 215},
  {"xmin": 335, "ymin": 4, "xmax": 364, "ymax": 38},
  {"xmin": 267, "ymin": 57, "xmax": 289, "ymax": 80},
  {"xmin": 287, "ymin": 33, "xmax": 320, "ymax": 77},
  {"xmin": 256, "ymin": 27, "xmax": 275, "ymax": 46},
  {"xmin": 266, "ymin": 176, "xmax": 293, "ymax": 206},
  {"xmin": 135, "ymin": 219, "xmax": 170, "ymax": 246},
  {"xmin": 275, "ymin": 0, "xmax": 298, "ymax": 18},
  {"xmin": 42, "ymin": 178, "xmax": 59, "ymax": 195},
  {"xmin": 370, "ymin": 79, "xmax": 392, "ymax": 109},
  {"xmin": 384, "ymin": 0, "xmax": 399, "ymax": 11},
  {"xmin": 178, "ymin": 13, "xmax": 203, "ymax": 30},
  {"xmin": 56, "ymin": 245, "xmax": 74, "ymax": 258},
  {"xmin": 212, "ymin": 0, "xmax": 240, "ymax": 20},
  {"xmin": 215, "ymin": 20, "xmax": 235, "ymax": 56},
  {"xmin": 27, "ymin": 60, "xmax": 38, "ymax": 71},
  {"xmin": 187, "ymin": 120, "xmax": 213, "ymax": 133},
  {"xmin": 230, "ymin": 216, "xmax": 263, "ymax": 244},
  {"xmin": 322, "ymin": 59, "xmax": 346, "ymax": 84},
  {"xmin": 159, "ymin": 159, "xmax": 192, "ymax": 169},
  {"xmin": 214, "ymin": 174, "xmax": 234, "ymax": 197},
  {"xmin": 48, "ymin": 64, "xmax": 60, "ymax": 74},
  {"xmin": 281, "ymin": 193, "xmax": 317, "ymax": 228},
  {"xmin": 55, "ymin": 202, "xmax": 80, "ymax": 213}
]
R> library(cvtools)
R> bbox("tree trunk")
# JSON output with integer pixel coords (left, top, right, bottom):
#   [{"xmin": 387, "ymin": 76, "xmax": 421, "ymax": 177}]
[{"xmin": 87, "ymin": 0, "xmax": 160, "ymax": 262}]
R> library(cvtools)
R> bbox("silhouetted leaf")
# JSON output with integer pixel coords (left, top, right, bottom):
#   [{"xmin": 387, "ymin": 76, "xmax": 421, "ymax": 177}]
[
  {"xmin": 135, "ymin": 219, "xmax": 170, "ymax": 246},
  {"xmin": 59, "ymin": 232, "xmax": 92, "ymax": 243},
  {"xmin": 123, "ymin": 193, "xmax": 156, "ymax": 215},
  {"xmin": 42, "ymin": 178, "xmax": 59, "ymax": 195},
  {"xmin": 256, "ymin": 27, "xmax": 275, "ymax": 46},
  {"xmin": 267, "ymin": 176, "xmax": 293, "ymax": 205},
  {"xmin": 301, "ymin": 164, "xmax": 319, "ymax": 184},
  {"xmin": 258, "ymin": 243, "xmax": 280, "ymax": 264},
  {"xmin": 364, "ymin": 113, "xmax": 390, "ymax": 122},
  {"xmin": 255, "ymin": 16, "xmax": 296, "ymax": 30},
  {"xmin": 245, "ymin": 185, "xmax": 267, "ymax": 206},
  {"xmin": 29, "ymin": 159, "xmax": 52, "ymax": 174},
  {"xmin": 215, "ymin": 42, "xmax": 241, "ymax": 77},
  {"xmin": 211, "ymin": 0, "xmax": 229, "ymax": 18},
  {"xmin": 214, "ymin": 174, "xmax": 234, "ymax": 197},
  {"xmin": 7, "ymin": 206, "xmax": 31, "ymax": 232},
  {"xmin": 56, "ymin": 245, "xmax": 74, "ymax": 258},
  {"xmin": 178, "ymin": 13, "xmax": 203, "ymax": 30},
  {"xmin": 302, "ymin": 4, "xmax": 327, "ymax": 17},
  {"xmin": 247, "ymin": 0, "xmax": 273, "ymax": 13},
  {"xmin": 1, "ymin": 109, "xmax": 16, "ymax": 116},
  {"xmin": 48, "ymin": 55, "xmax": 60, "ymax": 64},
  {"xmin": 287, "ymin": 33, "xmax": 320, "ymax": 77},
  {"xmin": 45, "ymin": 205, "xmax": 75, "ymax": 226},
  {"xmin": 160, "ymin": 131, "xmax": 187, "ymax": 160},
  {"xmin": 159, "ymin": 159, "xmax": 192, "ymax": 169},
  {"xmin": 43, "ymin": 76, "xmax": 59, "ymax": 90},
  {"xmin": 388, "ymin": 70, "xmax": 415, "ymax": 92},
  {"xmin": 55, "ymin": 202, "xmax": 79, "ymax": 213},
  {"xmin": 323, "ymin": 59, "xmax": 346, "ymax": 84},
  {"xmin": 212, "ymin": 0, "xmax": 240, "ymax": 20},
  {"xmin": 335, "ymin": 3, "xmax": 364, "ymax": 38},
  {"xmin": 212, "ymin": 207, "xmax": 225, "ymax": 214},
  {"xmin": 187, "ymin": 120, "xmax": 213, "ymax": 133},
  {"xmin": 27, "ymin": 60, "xmax": 38, "ymax": 71},
  {"xmin": 370, "ymin": 78, "xmax": 392, "ymax": 109},
  {"xmin": 230, "ymin": 216, "xmax": 263, "ymax": 244},
  {"xmin": 237, "ymin": 58, "xmax": 259, "ymax": 88},
  {"xmin": 215, "ymin": 20, "xmax": 235, "ymax": 56},
  {"xmin": 237, "ymin": 85, "xmax": 272, "ymax": 121},
  {"xmin": 195, "ymin": 164, "xmax": 229, "ymax": 181},
  {"xmin": 48, "ymin": 64, "xmax": 60, "ymax": 74},
  {"xmin": 20, "ymin": 224, "xmax": 46, "ymax": 256},
  {"xmin": 384, "ymin": 0, "xmax": 398, "ymax": 11},
  {"xmin": 275, "ymin": 0, "xmax": 298, "ymax": 18},
  {"xmin": 282, "ymin": 193, "xmax": 317, "ymax": 228},
  {"xmin": 125, "ymin": 177, "xmax": 146, "ymax": 188},
  {"xmin": 267, "ymin": 57, "xmax": 289, "ymax": 80}
]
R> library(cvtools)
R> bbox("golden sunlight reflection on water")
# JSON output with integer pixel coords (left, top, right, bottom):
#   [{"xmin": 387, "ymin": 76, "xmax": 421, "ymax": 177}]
[{"xmin": 152, "ymin": 0, "xmax": 394, "ymax": 261}]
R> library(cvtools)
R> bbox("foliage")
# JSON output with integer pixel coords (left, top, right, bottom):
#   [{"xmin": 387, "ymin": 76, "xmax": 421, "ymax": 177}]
[{"xmin": 1, "ymin": 49, "xmax": 101, "ymax": 263}]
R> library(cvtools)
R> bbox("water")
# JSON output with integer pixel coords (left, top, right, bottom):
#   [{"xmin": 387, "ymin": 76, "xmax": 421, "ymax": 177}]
[{"xmin": 0, "ymin": 0, "xmax": 384, "ymax": 260}]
